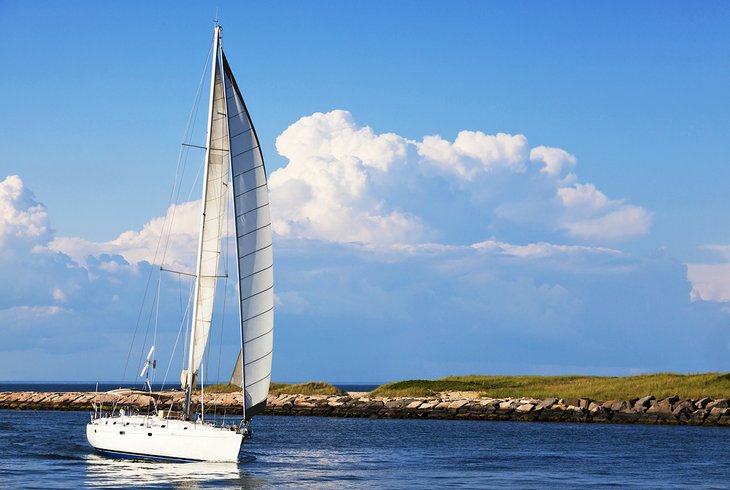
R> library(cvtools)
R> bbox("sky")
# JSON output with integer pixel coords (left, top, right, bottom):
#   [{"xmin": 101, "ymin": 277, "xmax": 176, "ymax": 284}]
[{"xmin": 1, "ymin": 1, "xmax": 730, "ymax": 383}]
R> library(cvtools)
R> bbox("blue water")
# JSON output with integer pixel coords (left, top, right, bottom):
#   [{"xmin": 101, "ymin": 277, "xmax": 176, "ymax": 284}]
[{"xmin": 1, "ymin": 410, "xmax": 729, "ymax": 488}]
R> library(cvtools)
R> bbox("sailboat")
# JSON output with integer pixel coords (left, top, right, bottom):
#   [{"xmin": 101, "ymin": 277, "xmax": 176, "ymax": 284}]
[{"xmin": 86, "ymin": 24, "xmax": 274, "ymax": 462}]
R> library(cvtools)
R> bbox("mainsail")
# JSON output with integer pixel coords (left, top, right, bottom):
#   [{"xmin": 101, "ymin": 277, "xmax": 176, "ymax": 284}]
[
  {"xmin": 223, "ymin": 52, "xmax": 274, "ymax": 417},
  {"xmin": 182, "ymin": 32, "xmax": 230, "ymax": 393}
]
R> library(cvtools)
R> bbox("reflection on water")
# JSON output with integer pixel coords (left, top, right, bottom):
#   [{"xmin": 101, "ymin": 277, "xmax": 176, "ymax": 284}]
[{"xmin": 84, "ymin": 454, "xmax": 267, "ymax": 489}]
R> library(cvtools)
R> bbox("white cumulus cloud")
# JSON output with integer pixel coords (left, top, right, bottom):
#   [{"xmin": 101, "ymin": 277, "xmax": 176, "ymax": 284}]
[
  {"xmin": 269, "ymin": 110, "xmax": 650, "ymax": 245},
  {"xmin": 0, "ymin": 175, "xmax": 51, "ymax": 246},
  {"xmin": 50, "ymin": 200, "xmax": 201, "ymax": 270},
  {"xmin": 530, "ymin": 146, "xmax": 577, "ymax": 176},
  {"xmin": 418, "ymin": 131, "xmax": 528, "ymax": 179},
  {"xmin": 557, "ymin": 183, "xmax": 651, "ymax": 241},
  {"xmin": 270, "ymin": 110, "xmax": 424, "ymax": 244}
]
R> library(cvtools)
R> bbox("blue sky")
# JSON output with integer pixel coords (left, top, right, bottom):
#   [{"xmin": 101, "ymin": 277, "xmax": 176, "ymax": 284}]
[{"xmin": 1, "ymin": 1, "xmax": 730, "ymax": 383}]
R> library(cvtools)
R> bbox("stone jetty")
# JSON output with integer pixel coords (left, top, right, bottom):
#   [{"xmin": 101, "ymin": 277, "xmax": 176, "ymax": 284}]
[{"xmin": 1, "ymin": 391, "xmax": 730, "ymax": 426}]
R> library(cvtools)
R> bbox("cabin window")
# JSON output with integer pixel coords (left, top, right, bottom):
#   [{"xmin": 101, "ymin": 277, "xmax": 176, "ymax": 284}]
[
  {"xmin": 119, "ymin": 431, "xmax": 125, "ymax": 435},
  {"xmin": 148, "ymin": 433, "xmax": 152, "ymax": 436},
  {"xmin": 161, "ymin": 425, "xmax": 166, "ymax": 428}
]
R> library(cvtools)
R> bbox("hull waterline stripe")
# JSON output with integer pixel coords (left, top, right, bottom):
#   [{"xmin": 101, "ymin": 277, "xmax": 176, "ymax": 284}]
[{"xmin": 94, "ymin": 447, "xmax": 207, "ymax": 463}]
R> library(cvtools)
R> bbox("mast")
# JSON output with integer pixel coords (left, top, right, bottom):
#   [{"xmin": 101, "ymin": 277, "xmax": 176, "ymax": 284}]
[{"xmin": 184, "ymin": 25, "xmax": 223, "ymax": 419}]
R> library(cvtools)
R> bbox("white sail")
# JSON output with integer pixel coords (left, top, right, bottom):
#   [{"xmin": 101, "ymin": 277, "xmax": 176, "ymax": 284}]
[
  {"xmin": 184, "ymin": 37, "xmax": 230, "ymax": 389},
  {"xmin": 222, "ymin": 52, "xmax": 274, "ymax": 416}
]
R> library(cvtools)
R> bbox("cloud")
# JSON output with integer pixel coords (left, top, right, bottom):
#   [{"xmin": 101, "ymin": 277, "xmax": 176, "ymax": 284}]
[
  {"xmin": 687, "ymin": 245, "xmax": 730, "ymax": 303},
  {"xmin": 418, "ymin": 131, "xmax": 529, "ymax": 178},
  {"xmin": 270, "ymin": 110, "xmax": 424, "ymax": 244},
  {"xmin": 530, "ymin": 146, "xmax": 577, "ymax": 176},
  {"xmin": 50, "ymin": 200, "xmax": 201, "ymax": 271},
  {"xmin": 273, "ymin": 237, "xmax": 727, "ymax": 381},
  {"xmin": 557, "ymin": 183, "xmax": 652, "ymax": 241},
  {"xmin": 268, "ymin": 110, "xmax": 650, "ymax": 245},
  {"xmin": 7, "ymin": 109, "xmax": 723, "ymax": 382},
  {"xmin": 688, "ymin": 263, "xmax": 730, "ymax": 302},
  {"xmin": 0, "ymin": 175, "xmax": 51, "ymax": 247}
]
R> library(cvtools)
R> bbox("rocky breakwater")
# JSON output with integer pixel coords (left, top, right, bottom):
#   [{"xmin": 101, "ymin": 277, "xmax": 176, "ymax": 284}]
[
  {"xmin": 2, "ymin": 391, "xmax": 730, "ymax": 426},
  {"xmin": 264, "ymin": 393, "xmax": 730, "ymax": 426}
]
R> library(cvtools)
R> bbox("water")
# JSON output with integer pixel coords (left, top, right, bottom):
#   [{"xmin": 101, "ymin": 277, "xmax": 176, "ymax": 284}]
[{"xmin": 1, "ymin": 410, "xmax": 729, "ymax": 488}]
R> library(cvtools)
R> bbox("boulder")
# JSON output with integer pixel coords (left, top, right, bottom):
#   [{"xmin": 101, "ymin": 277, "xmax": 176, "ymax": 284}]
[
  {"xmin": 634, "ymin": 395, "xmax": 655, "ymax": 410},
  {"xmin": 561, "ymin": 398, "xmax": 581, "ymax": 408},
  {"xmin": 515, "ymin": 403, "xmax": 534, "ymax": 414},
  {"xmin": 537, "ymin": 398, "xmax": 558, "ymax": 409},
  {"xmin": 707, "ymin": 399, "xmax": 729, "ymax": 409},
  {"xmin": 695, "ymin": 397, "xmax": 712, "ymax": 410}
]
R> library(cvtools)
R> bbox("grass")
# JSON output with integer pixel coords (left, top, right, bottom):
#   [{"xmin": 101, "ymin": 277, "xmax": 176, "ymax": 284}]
[
  {"xmin": 196, "ymin": 383, "xmax": 241, "ymax": 394},
  {"xmin": 269, "ymin": 382, "xmax": 345, "ymax": 396},
  {"xmin": 199, "ymin": 381, "xmax": 344, "ymax": 396},
  {"xmin": 369, "ymin": 373, "xmax": 730, "ymax": 401},
  {"xmin": 269, "ymin": 381, "xmax": 344, "ymax": 395}
]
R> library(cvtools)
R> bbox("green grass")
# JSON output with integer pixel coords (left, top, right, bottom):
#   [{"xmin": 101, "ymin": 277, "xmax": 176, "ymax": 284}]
[
  {"xmin": 370, "ymin": 373, "xmax": 730, "ymax": 401},
  {"xmin": 269, "ymin": 381, "xmax": 345, "ymax": 396},
  {"xmin": 199, "ymin": 381, "xmax": 344, "ymax": 396},
  {"xmin": 195, "ymin": 383, "xmax": 241, "ymax": 393}
]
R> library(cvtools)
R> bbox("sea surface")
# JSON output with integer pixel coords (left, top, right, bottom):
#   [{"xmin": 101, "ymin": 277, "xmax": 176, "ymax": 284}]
[{"xmin": 2, "ymin": 408, "xmax": 730, "ymax": 489}]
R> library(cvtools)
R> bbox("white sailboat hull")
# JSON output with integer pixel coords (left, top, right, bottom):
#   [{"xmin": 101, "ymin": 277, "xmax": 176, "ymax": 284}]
[{"xmin": 87, "ymin": 415, "xmax": 243, "ymax": 462}]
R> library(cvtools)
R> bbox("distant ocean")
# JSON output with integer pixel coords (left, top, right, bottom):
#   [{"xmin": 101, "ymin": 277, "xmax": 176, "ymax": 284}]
[{"xmin": 1, "ymin": 410, "xmax": 729, "ymax": 488}]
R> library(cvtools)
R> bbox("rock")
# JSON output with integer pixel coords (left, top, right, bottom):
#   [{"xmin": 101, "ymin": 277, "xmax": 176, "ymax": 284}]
[
  {"xmin": 611, "ymin": 411, "xmax": 640, "ymax": 424},
  {"xmin": 688, "ymin": 410, "xmax": 708, "ymax": 425},
  {"xmin": 561, "ymin": 398, "xmax": 581, "ymax": 408},
  {"xmin": 537, "ymin": 398, "xmax": 558, "ymax": 409},
  {"xmin": 634, "ymin": 395, "xmax": 655, "ymax": 410},
  {"xmin": 695, "ymin": 397, "xmax": 712, "ymax": 410},
  {"xmin": 515, "ymin": 404, "xmax": 534, "ymax": 414},
  {"xmin": 588, "ymin": 402, "xmax": 603, "ymax": 413},
  {"xmin": 608, "ymin": 400, "xmax": 631, "ymax": 412},
  {"xmin": 707, "ymin": 399, "xmax": 729, "ymax": 409},
  {"xmin": 539, "ymin": 408, "xmax": 564, "ymax": 422},
  {"xmin": 418, "ymin": 400, "xmax": 439, "ymax": 410},
  {"xmin": 448, "ymin": 400, "xmax": 468, "ymax": 411}
]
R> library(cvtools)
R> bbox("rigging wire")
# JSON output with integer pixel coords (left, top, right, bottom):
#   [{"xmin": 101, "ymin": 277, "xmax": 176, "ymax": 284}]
[
  {"xmin": 121, "ymin": 39, "xmax": 214, "ymax": 384},
  {"xmin": 159, "ymin": 278, "xmax": 194, "ymax": 392}
]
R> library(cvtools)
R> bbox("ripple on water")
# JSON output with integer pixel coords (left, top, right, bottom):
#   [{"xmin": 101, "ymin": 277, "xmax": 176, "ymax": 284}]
[{"xmin": 1, "ymin": 410, "xmax": 730, "ymax": 488}]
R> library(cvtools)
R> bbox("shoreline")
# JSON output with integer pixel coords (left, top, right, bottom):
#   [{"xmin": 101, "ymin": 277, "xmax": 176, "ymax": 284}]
[{"xmin": 1, "ymin": 391, "xmax": 729, "ymax": 426}]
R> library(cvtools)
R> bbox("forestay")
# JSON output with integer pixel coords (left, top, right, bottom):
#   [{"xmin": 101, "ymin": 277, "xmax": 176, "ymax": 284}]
[{"xmin": 223, "ymin": 52, "xmax": 274, "ymax": 417}]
